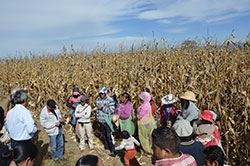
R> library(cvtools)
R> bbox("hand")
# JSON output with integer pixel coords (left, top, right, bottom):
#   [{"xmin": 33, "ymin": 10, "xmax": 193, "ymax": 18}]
[
  {"xmin": 72, "ymin": 104, "xmax": 77, "ymax": 108},
  {"xmin": 56, "ymin": 122, "xmax": 60, "ymax": 126},
  {"xmin": 59, "ymin": 118, "xmax": 63, "ymax": 122},
  {"xmin": 99, "ymin": 106, "xmax": 103, "ymax": 110}
]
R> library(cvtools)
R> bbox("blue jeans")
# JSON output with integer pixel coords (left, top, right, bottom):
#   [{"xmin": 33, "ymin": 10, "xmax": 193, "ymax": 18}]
[{"xmin": 49, "ymin": 128, "xmax": 64, "ymax": 161}]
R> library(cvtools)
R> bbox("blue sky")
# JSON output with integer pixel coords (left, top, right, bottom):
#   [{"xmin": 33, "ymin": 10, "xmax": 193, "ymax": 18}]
[{"xmin": 0, "ymin": 0, "xmax": 250, "ymax": 57}]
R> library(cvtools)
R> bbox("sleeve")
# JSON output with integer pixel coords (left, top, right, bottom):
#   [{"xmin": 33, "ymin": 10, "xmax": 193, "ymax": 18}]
[
  {"xmin": 114, "ymin": 103, "xmax": 119, "ymax": 115},
  {"xmin": 66, "ymin": 95, "xmax": 73, "ymax": 108},
  {"xmin": 57, "ymin": 108, "xmax": 62, "ymax": 119},
  {"xmin": 131, "ymin": 136, "xmax": 140, "ymax": 146},
  {"xmin": 40, "ymin": 110, "xmax": 56, "ymax": 129},
  {"xmin": 103, "ymin": 100, "xmax": 115, "ymax": 114},
  {"xmin": 75, "ymin": 105, "xmax": 82, "ymax": 118},
  {"xmin": 115, "ymin": 140, "xmax": 126, "ymax": 150},
  {"xmin": 137, "ymin": 107, "xmax": 144, "ymax": 120},
  {"xmin": 82, "ymin": 106, "xmax": 91, "ymax": 119},
  {"xmin": 24, "ymin": 110, "xmax": 37, "ymax": 134}
]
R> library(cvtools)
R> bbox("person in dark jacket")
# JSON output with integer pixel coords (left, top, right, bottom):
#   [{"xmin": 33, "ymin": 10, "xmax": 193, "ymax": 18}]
[
  {"xmin": 172, "ymin": 119, "xmax": 204, "ymax": 166},
  {"xmin": 66, "ymin": 88, "xmax": 84, "ymax": 141}
]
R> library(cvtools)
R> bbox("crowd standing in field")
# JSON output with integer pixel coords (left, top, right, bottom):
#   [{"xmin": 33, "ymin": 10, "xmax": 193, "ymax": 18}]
[{"xmin": 0, "ymin": 86, "xmax": 226, "ymax": 166}]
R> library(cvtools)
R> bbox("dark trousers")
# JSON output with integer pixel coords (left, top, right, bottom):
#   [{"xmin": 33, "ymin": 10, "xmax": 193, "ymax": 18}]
[
  {"xmin": 11, "ymin": 139, "xmax": 31, "ymax": 148},
  {"xmin": 101, "ymin": 123, "xmax": 115, "ymax": 153}
]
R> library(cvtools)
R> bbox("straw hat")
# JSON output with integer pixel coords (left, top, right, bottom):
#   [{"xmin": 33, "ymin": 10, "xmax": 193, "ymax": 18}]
[
  {"xmin": 161, "ymin": 94, "xmax": 177, "ymax": 105},
  {"xmin": 180, "ymin": 91, "xmax": 197, "ymax": 102}
]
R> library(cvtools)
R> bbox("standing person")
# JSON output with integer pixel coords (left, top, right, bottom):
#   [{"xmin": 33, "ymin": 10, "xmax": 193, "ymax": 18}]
[
  {"xmin": 114, "ymin": 92, "xmax": 135, "ymax": 136},
  {"xmin": 6, "ymin": 90, "xmax": 37, "ymax": 148},
  {"xmin": 115, "ymin": 131, "xmax": 140, "ymax": 166},
  {"xmin": 108, "ymin": 87, "xmax": 118, "ymax": 106},
  {"xmin": 66, "ymin": 88, "xmax": 84, "ymax": 128},
  {"xmin": 96, "ymin": 87, "xmax": 116, "ymax": 156},
  {"xmin": 136, "ymin": 92, "xmax": 156, "ymax": 154},
  {"xmin": 75, "ymin": 95, "xmax": 94, "ymax": 152},
  {"xmin": 179, "ymin": 91, "xmax": 199, "ymax": 124},
  {"xmin": 160, "ymin": 94, "xmax": 179, "ymax": 127},
  {"xmin": 152, "ymin": 127, "xmax": 197, "ymax": 166},
  {"xmin": 172, "ymin": 119, "xmax": 204, "ymax": 166},
  {"xmin": 40, "ymin": 99, "xmax": 66, "ymax": 164}
]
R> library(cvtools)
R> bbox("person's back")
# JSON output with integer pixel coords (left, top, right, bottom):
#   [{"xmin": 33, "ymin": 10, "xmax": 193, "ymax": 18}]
[
  {"xmin": 172, "ymin": 119, "xmax": 204, "ymax": 166},
  {"xmin": 179, "ymin": 141, "xmax": 204, "ymax": 166},
  {"xmin": 6, "ymin": 91, "xmax": 37, "ymax": 146}
]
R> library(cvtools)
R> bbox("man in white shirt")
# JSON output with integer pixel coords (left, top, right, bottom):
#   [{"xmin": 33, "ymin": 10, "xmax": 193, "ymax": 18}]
[
  {"xmin": 40, "ymin": 99, "xmax": 66, "ymax": 164},
  {"xmin": 6, "ymin": 90, "xmax": 37, "ymax": 148},
  {"xmin": 75, "ymin": 95, "xmax": 93, "ymax": 151}
]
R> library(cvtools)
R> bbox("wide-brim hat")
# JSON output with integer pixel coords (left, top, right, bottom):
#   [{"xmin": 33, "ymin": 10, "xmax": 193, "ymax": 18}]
[
  {"xmin": 199, "ymin": 110, "xmax": 215, "ymax": 123},
  {"xmin": 172, "ymin": 119, "xmax": 193, "ymax": 137},
  {"xmin": 161, "ymin": 94, "xmax": 177, "ymax": 105},
  {"xmin": 180, "ymin": 91, "xmax": 197, "ymax": 102},
  {"xmin": 194, "ymin": 124, "xmax": 215, "ymax": 138}
]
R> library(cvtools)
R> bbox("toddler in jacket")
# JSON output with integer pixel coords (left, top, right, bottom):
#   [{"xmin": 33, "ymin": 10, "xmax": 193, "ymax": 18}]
[{"xmin": 115, "ymin": 131, "xmax": 140, "ymax": 166}]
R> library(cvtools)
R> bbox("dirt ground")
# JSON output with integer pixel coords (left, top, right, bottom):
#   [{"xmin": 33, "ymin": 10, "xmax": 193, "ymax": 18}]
[{"xmin": 34, "ymin": 119, "xmax": 152, "ymax": 166}]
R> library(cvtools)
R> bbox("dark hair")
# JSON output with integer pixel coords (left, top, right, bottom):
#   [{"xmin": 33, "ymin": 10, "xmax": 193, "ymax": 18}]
[
  {"xmin": 179, "ymin": 133, "xmax": 195, "ymax": 142},
  {"xmin": 0, "ymin": 106, "xmax": 4, "ymax": 130},
  {"xmin": 47, "ymin": 99, "xmax": 56, "ymax": 109},
  {"xmin": 204, "ymin": 145, "xmax": 225, "ymax": 166},
  {"xmin": 12, "ymin": 142, "xmax": 38, "ymax": 164},
  {"xmin": 0, "ymin": 144, "xmax": 12, "ymax": 166},
  {"xmin": 121, "ymin": 131, "xmax": 130, "ymax": 139},
  {"xmin": 76, "ymin": 155, "xmax": 99, "ymax": 166},
  {"xmin": 13, "ymin": 90, "xmax": 28, "ymax": 104},
  {"xmin": 122, "ymin": 92, "xmax": 131, "ymax": 101},
  {"xmin": 152, "ymin": 127, "xmax": 180, "ymax": 155}
]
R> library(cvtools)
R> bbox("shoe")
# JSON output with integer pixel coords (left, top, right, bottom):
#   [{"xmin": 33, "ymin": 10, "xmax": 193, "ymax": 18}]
[
  {"xmin": 80, "ymin": 148, "xmax": 85, "ymax": 152},
  {"xmin": 54, "ymin": 160, "xmax": 61, "ymax": 164},
  {"xmin": 109, "ymin": 152, "xmax": 116, "ymax": 157},
  {"xmin": 60, "ymin": 157, "xmax": 67, "ymax": 162}
]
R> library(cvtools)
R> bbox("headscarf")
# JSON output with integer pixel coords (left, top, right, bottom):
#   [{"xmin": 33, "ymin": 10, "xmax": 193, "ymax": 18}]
[
  {"xmin": 139, "ymin": 92, "xmax": 151, "ymax": 103},
  {"xmin": 137, "ymin": 92, "xmax": 151, "ymax": 119}
]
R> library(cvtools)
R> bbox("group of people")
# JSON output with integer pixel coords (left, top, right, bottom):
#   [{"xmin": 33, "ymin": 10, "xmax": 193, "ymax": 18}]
[{"xmin": 0, "ymin": 86, "xmax": 226, "ymax": 166}]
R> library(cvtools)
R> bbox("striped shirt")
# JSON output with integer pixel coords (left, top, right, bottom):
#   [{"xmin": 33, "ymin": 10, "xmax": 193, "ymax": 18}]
[{"xmin": 155, "ymin": 153, "xmax": 197, "ymax": 166}]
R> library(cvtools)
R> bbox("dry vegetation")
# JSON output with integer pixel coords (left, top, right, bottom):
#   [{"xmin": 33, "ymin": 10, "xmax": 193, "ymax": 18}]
[{"xmin": 0, "ymin": 41, "xmax": 249, "ymax": 165}]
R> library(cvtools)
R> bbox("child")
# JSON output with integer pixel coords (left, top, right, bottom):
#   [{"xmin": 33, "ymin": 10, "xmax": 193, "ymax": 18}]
[{"xmin": 115, "ymin": 131, "xmax": 140, "ymax": 166}]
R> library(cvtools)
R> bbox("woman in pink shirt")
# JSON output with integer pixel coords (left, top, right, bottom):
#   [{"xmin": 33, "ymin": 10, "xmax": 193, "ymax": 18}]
[
  {"xmin": 114, "ymin": 93, "xmax": 135, "ymax": 136},
  {"xmin": 136, "ymin": 92, "xmax": 156, "ymax": 154}
]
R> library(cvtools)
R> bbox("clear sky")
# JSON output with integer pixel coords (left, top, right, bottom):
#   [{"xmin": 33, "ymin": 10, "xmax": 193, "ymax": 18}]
[{"xmin": 0, "ymin": 0, "xmax": 250, "ymax": 57}]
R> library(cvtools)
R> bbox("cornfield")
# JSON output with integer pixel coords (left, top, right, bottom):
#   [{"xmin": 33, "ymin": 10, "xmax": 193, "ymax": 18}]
[{"xmin": 0, "ymin": 41, "xmax": 249, "ymax": 165}]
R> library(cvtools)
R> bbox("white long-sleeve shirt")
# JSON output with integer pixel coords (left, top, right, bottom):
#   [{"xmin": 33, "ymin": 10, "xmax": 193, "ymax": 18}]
[
  {"xmin": 40, "ymin": 106, "xmax": 62, "ymax": 136},
  {"xmin": 6, "ymin": 104, "xmax": 37, "ymax": 141},
  {"xmin": 75, "ymin": 103, "xmax": 91, "ymax": 123},
  {"xmin": 115, "ymin": 136, "xmax": 140, "ymax": 150}
]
